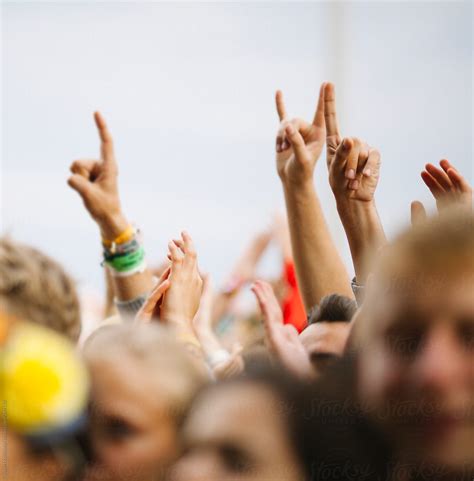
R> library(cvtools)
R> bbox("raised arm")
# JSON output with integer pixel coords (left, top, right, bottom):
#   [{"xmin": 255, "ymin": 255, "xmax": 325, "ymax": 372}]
[
  {"xmin": 275, "ymin": 84, "xmax": 354, "ymax": 312},
  {"xmin": 68, "ymin": 112, "xmax": 154, "ymax": 304},
  {"xmin": 324, "ymin": 83, "xmax": 386, "ymax": 287}
]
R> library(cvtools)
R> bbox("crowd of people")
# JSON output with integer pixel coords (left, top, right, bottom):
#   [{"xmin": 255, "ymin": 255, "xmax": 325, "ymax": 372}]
[{"xmin": 1, "ymin": 82, "xmax": 473, "ymax": 481}]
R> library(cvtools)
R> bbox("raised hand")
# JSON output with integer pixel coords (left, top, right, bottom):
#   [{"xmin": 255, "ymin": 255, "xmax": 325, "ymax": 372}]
[
  {"xmin": 275, "ymin": 85, "xmax": 326, "ymax": 186},
  {"xmin": 420, "ymin": 159, "xmax": 472, "ymax": 211},
  {"xmin": 68, "ymin": 112, "xmax": 128, "ymax": 239},
  {"xmin": 324, "ymin": 83, "xmax": 381, "ymax": 203},
  {"xmin": 134, "ymin": 267, "xmax": 171, "ymax": 323},
  {"xmin": 160, "ymin": 232, "xmax": 203, "ymax": 325},
  {"xmin": 251, "ymin": 280, "xmax": 313, "ymax": 379}
]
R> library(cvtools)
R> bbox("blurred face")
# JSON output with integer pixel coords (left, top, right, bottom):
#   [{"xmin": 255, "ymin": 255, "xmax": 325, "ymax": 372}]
[
  {"xmin": 5, "ymin": 432, "xmax": 67, "ymax": 481},
  {"xmin": 299, "ymin": 321, "xmax": 350, "ymax": 376},
  {"xmin": 358, "ymin": 271, "xmax": 474, "ymax": 473},
  {"xmin": 172, "ymin": 383, "xmax": 304, "ymax": 481},
  {"xmin": 85, "ymin": 356, "xmax": 180, "ymax": 481}
]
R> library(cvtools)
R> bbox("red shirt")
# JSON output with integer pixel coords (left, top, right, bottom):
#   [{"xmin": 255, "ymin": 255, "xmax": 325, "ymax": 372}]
[{"xmin": 281, "ymin": 260, "xmax": 307, "ymax": 333}]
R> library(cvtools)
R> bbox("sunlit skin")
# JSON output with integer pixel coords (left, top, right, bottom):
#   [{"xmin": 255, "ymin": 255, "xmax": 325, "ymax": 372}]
[
  {"xmin": 299, "ymin": 321, "xmax": 350, "ymax": 375},
  {"xmin": 171, "ymin": 383, "xmax": 304, "ymax": 481},
  {"xmin": 358, "ymin": 271, "xmax": 474, "ymax": 474},
  {"xmin": 85, "ymin": 356, "xmax": 181, "ymax": 481}
]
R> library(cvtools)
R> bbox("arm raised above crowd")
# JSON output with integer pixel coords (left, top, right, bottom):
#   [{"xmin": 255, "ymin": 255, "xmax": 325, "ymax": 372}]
[
  {"xmin": 68, "ymin": 112, "xmax": 154, "ymax": 304},
  {"xmin": 276, "ymin": 84, "xmax": 354, "ymax": 312},
  {"xmin": 324, "ymin": 83, "xmax": 386, "ymax": 286}
]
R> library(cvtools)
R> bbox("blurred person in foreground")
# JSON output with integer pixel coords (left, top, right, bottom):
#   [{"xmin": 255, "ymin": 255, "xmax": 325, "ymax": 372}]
[
  {"xmin": 0, "ymin": 316, "xmax": 89, "ymax": 481},
  {"xmin": 352, "ymin": 209, "xmax": 474, "ymax": 480},
  {"xmin": 82, "ymin": 323, "xmax": 207, "ymax": 481}
]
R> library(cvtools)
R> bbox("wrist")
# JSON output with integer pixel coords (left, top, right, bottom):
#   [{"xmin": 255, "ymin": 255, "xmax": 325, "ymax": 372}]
[
  {"xmin": 282, "ymin": 178, "xmax": 315, "ymax": 198},
  {"xmin": 336, "ymin": 197, "xmax": 377, "ymax": 219},
  {"xmin": 98, "ymin": 213, "xmax": 129, "ymax": 240}
]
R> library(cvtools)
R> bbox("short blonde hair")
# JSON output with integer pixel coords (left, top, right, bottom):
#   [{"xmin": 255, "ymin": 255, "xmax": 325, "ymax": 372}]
[
  {"xmin": 354, "ymin": 208, "xmax": 474, "ymax": 345},
  {"xmin": 83, "ymin": 323, "xmax": 208, "ymax": 418},
  {"xmin": 0, "ymin": 237, "xmax": 81, "ymax": 342}
]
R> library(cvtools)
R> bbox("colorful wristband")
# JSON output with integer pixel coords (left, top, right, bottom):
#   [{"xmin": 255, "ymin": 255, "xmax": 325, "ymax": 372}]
[{"xmin": 102, "ymin": 225, "xmax": 135, "ymax": 250}]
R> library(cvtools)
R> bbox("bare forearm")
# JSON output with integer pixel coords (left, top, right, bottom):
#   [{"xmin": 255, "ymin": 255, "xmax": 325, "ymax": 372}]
[
  {"xmin": 336, "ymin": 199, "xmax": 386, "ymax": 284},
  {"xmin": 283, "ymin": 181, "xmax": 353, "ymax": 311}
]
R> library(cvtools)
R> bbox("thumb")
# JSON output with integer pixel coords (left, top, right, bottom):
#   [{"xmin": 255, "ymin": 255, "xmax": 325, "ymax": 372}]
[
  {"xmin": 230, "ymin": 342, "xmax": 243, "ymax": 357},
  {"xmin": 285, "ymin": 124, "xmax": 307, "ymax": 162},
  {"xmin": 68, "ymin": 174, "xmax": 92, "ymax": 198},
  {"xmin": 411, "ymin": 200, "xmax": 427, "ymax": 227}
]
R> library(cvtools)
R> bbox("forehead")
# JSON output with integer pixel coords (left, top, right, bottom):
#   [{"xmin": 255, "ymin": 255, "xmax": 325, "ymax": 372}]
[
  {"xmin": 369, "ymin": 272, "xmax": 474, "ymax": 331},
  {"xmin": 299, "ymin": 322, "xmax": 350, "ymax": 354},
  {"xmin": 184, "ymin": 383, "xmax": 288, "ymax": 451},
  {"xmin": 89, "ymin": 356, "xmax": 169, "ymax": 422}
]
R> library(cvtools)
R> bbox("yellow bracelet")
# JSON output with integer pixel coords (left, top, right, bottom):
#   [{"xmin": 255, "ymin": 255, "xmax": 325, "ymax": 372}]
[{"xmin": 102, "ymin": 225, "xmax": 135, "ymax": 248}]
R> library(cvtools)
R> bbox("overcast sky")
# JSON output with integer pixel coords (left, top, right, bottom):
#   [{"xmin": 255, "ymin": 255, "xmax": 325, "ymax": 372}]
[{"xmin": 1, "ymin": 1, "xmax": 472, "ymax": 293}]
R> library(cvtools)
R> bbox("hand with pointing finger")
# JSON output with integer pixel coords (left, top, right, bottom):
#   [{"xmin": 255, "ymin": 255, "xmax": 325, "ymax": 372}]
[
  {"xmin": 68, "ymin": 112, "xmax": 128, "ymax": 240},
  {"xmin": 68, "ymin": 112, "xmax": 154, "ymax": 304},
  {"xmin": 323, "ymin": 83, "xmax": 386, "ymax": 284},
  {"xmin": 323, "ymin": 83, "xmax": 381, "ymax": 203},
  {"xmin": 275, "ymin": 84, "xmax": 326, "ymax": 186}
]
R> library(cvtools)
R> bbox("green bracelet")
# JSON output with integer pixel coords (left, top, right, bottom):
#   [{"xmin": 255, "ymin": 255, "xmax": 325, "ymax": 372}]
[{"xmin": 105, "ymin": 246, "xmax": 145, "ymax": 273}]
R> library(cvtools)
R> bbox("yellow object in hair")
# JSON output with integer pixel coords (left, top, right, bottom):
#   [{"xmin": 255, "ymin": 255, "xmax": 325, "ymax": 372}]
[{"xmin": 0, "ymin": 322, "xmax": 89, "ymax": 434}]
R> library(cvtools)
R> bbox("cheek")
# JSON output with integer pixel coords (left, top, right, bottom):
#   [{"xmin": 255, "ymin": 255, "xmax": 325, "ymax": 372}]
[
  {"xmin": 171, "ymin": 452, "xmax": 226, "ymax": 481},
  {"xmin": 358, "ymin": 345, "xmax": 405, "ymax": 409}
]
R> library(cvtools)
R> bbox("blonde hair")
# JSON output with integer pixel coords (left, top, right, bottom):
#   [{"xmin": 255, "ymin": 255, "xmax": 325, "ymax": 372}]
[
  {"xmin": 0, "ymin": 237, "xmax": 81, "ymax": 342},
  {"xmin": 354, "ymin": 208, "xmax": 474, "ymax": 345},
  {"xmin": 83, "ymin": 323, "xmax": 208, "ymax": 418},
  {"xmin": 379, "ymin": 208, "xmax": 474, "ymax": 277}
]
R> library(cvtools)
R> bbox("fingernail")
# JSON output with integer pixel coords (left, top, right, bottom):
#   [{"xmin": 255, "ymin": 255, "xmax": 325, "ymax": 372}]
[
  {"xmin": 363, "ymin": 168, "xmax": 371, "ymax": 177},
  {"xmin": 285, "ymin": 124, "xmax": 294, "ymax": 135},
  {"xmin": 346, "ymin": 169, "xmax": 355, "ymax": 180},
  {"xmin": 342, "ymin": 138, "xmax": 350, "ymax": 149},
  {"xmin": 350, "ymin": 180, "xmax": 360, "ymax": 190}
]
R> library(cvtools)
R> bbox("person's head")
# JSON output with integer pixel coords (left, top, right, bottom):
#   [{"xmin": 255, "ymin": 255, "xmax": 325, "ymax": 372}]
[
  {"xmin": 355, "ymin": 210, "xmax": 474, "ymax": 476},
  {"xmin": 82, "ymin": 324, "xmax": 206, "ymax": 481},
  {"xmin": 1, "ymin": 320, "xmax": 90, "ymax": 481},
  {"xmin": 171, "ymin": 367, "xmax": 312, "ymax": 481},
  {"xmin": 299, "ymin": 294, "xmax": 356, "ymax": 375},
  {"xmin": 0, "ymin": 237, "xmax": 81, "ymax": 342}
]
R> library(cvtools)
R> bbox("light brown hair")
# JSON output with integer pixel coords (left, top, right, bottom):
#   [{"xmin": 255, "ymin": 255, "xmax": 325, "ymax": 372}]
[{"xmin": 0, "ymin": 237, "xmax": 81, "ymax": 341}]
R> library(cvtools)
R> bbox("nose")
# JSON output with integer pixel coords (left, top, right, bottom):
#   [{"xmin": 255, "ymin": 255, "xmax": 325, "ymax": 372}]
[
  {"xmin": 171, "ymin": 454, "xmax": 220, "ymax": 481},
  {"xmin": 413, "ymin": 324, "xmax": 465, "ymax": 395}
]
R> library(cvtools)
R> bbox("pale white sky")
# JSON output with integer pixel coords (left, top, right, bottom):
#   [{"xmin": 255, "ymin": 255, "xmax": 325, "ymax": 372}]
[{"xmin": 1, "ymin": 1, "xmax": 472, "ymax": 293}]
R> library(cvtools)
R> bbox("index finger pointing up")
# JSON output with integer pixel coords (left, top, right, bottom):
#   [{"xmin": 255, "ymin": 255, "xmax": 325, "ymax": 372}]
[
  {"xmin": 275, "ymin": 90, "xmax": 287, "ymax": 121},
  {"xmin": 94, "ymin": 111, "xmax": 115, "ymax": 163},
  {"xmin": 323, "ymin": 83, "xmax": 341, "ymax": 141},
  {"xmin": 312, "ymin": 82, "xmax": 326, "ymax": 129}
]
